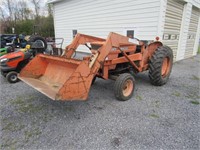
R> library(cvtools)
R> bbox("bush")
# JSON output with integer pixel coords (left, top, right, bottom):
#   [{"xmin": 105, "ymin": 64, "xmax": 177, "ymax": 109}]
[{"xmin": 3, "ymin": 16, "xmax": 54, "ymax": 37}]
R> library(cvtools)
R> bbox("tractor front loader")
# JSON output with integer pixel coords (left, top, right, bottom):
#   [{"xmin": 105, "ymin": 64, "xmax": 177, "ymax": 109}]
[{"xmin": 19, "ymin": 32, "xmax": 173, "ymax": 101}]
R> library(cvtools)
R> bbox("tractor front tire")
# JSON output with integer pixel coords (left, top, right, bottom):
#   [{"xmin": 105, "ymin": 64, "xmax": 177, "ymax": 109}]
[
  {"xmin": 114, "ymin": 73, "xmax": 135, "ymax": 101},
  {"xmin": 6, "ymin": 71, "xmax": 19, "ymax": 83},
  {"xmin": 149, "ymin": 46, "xmax": 173, "ymax": 86}
]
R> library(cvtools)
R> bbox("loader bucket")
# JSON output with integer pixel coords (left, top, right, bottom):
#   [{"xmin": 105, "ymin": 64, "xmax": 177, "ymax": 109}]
[{"xmin": 18, "ymin": 54, "xmax": 95, "ymax": 101}]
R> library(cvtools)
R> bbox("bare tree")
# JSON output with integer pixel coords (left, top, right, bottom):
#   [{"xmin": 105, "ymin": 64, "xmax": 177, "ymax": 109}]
[
  {"xmin": 1, "ymin": 0, "xmax": 42, "ymax": 21},
  {"xmin": 17, "ymin": 0, "xmax": 32, "ymax": 20},
  {"xmin": 0, "ymin": 6, "xmax": 7, "ymax": 33},
  {"xmin": 0, "ymin": 7, "xmax": 6, "ymax": 21},
  {"xmin": 47, "ymin": 4, "xmax": 53, "ymax": 17},
  {"xmin": 0, "ymin": 0, "xmax": 15, "ymax": 30},
  {"xmin": 3, "ymin": 0, "xmax": 14, "ymax": 21},
  {"xmin": 31, "ymin": 0, "xmax": 41, "ymax": 18},
  {"xmin": 0, "ymin": 3, "xmax": 12, "ymax": 33},
  {"xmin": 18, "ymin": 0, "xmax": 26, "ymax": 20},
  {"xmin": 0, "ymin": 0, "xmax": 54, "ymax": 35}
]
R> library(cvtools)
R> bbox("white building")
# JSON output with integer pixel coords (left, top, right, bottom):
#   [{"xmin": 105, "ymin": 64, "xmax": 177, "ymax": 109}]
[{"xmin": 49, "ymin": 0, "xmax": 200, "ymax": 61}]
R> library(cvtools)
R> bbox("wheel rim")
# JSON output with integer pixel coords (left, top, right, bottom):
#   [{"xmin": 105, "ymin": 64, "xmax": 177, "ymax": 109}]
[
  {"xmin": 122, "ymin": 79, "xmax": 133, "ymax": 97},
  {"xmin": 11, "ymin": 75, "xmax": 17, "ymax": 81},
  {"xmin": 161, "ymin": 57, "xmax": 171, "ymax": 77},
  {"xmin": 35, "ymin": 40, "xmax": 45, "ymax": 48}
]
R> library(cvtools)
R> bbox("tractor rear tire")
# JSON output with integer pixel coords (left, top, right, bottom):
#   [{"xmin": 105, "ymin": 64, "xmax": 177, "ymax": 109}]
[
  {"xmin": 149, "ymin": 46, "xmax": 173, "ymax": 86},
  {"xmin": 6, "ymin": 71, "xmax": 19, "ymax": 83},
  {"xmin": 28, "ymin": 35, "xmax": 47, "ymax": 55},
  {"xmin": 114, "ymin": 73, "xmax": 135, "ymax": 101}
]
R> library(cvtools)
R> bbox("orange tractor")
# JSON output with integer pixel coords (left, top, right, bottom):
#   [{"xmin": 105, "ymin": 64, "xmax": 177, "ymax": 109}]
[{"xmin": 19, "ymin": 32, "xmax": 173, "ymax": 101}]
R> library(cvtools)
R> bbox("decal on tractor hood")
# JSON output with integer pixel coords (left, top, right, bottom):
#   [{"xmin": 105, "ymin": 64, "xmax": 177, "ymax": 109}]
[{"xmin": 128, "ymin": 38, "xmax": 139, "ymax": 45}]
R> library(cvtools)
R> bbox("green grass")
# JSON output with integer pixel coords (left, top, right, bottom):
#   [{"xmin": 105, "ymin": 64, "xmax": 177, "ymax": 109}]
[
  {"xmin": 24, "ymin": 128, "xmax": 42, "ymax": 142},
  {"xmin": 198, "ymin": 45, "xmax": 200, "ymax": 54},
  {"xmin": 18, "ymin": 103, "xmax": 43, "ymax": 113},
  {"xmin": 1, "ymin": 119, "xmax": 25, "ymax": 132},
  {"xmin": 10, "ymin": 96, "xmax": 53, "ymax": 124},
  {"xmin": 186, "ymin": 93, "xmax": 200, "ymax": 100},
  {"xmin": 2, "ymin": 122, "xmax": 25, "ymax": 132},
  {"xmin": 190, "ymin": 100, "xmax": 199, "ymax": 105},
  {"xmin": 10, "ymin": 96, "xmax": 43, "ymax": 113},
  {"xmin": 172, "ymin": 91, "xmax": 181, "ymax": 97},
  {"xmin": 149, "ymin": 113, "xmax": 160, "ymax": 118},
  {"xmin": 0, "ymin": 139, "xmax": 17, "ymax": 149},
  {"xmin": 191, "ymin": 75, "xmax": 200, "ymax": 81},
  {"xmin": 136, "ymin": 95, "xmax": 142, "ymax": 101}
]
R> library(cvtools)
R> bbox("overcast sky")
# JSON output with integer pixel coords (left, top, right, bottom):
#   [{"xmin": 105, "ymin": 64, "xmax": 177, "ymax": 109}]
[
  {"xmin": 1, "ymin": 0, "xmax": 49, "ymax": 17},
  {"xmin": 29, "ymin": 0, "xmax": 48, "ymax": 8},
  {"xmin": 31, "ymin": 0, "xmax": 48, "ymax": 15}
]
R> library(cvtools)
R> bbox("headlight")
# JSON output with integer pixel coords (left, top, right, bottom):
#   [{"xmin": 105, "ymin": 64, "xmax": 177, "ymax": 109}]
[{"xmin": 0, "ymin": 58, "xmax": 8, "ymax": 63}]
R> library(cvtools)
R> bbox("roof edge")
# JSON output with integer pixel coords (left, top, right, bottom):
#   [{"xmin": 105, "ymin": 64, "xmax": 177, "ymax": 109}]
[{"xmin": 47, "ymin": 0, "xmax": 63, "ymax": 4}]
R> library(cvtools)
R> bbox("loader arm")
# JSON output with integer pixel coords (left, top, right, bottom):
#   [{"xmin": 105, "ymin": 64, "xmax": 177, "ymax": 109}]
[
  {"xmin": 63, "ymin": 33, "xmax": 105, "ymax": 58},
  {"xmin": 64, "ymin": 32, "xmax": 138, "ymax": 63},
  {"xmin": 66, "ymin": 32, "xmax": 139, "ymax": 70}
]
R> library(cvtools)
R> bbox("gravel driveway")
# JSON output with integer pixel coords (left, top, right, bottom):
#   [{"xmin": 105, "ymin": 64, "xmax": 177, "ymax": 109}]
[{"xmin": 0, "ymin": 55, "xmax": 199, "ymax": 150}]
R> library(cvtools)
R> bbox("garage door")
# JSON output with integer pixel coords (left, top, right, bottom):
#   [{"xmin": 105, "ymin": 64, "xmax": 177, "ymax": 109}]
[
  {"xmin": 184, "ymin": 7, "xmax": 200, "ymax": 58},
  {"xmin": 162, "ymin": 0, "xmax": 184, "ymax": 60}
]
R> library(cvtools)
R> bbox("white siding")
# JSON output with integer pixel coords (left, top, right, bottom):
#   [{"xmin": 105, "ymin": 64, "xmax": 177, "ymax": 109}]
[
  {"xmin": 53, "ymin": 0, "xmax": 160, "ymax": 48},
  {"xmin": 192, "ymin": 0, "xmax": 200, "ymax": 8},
  {"xmin": 162, "ymin": 0, "xmax": 185, "ymax": 60},
  {"xmin": 184, "ymin": 6, "xmax": 200, "ymax": 58},
  {"xmin": 191, "ymin": 0, "xmax": 200, "ymax": 56},
  {"xmin": 157, "ymin": 0, "xmax": 167, "ymax": 39},
  {"xmin": 176, "ymin": 2, "xmax": 192, "ymax": 60},
  {"xmin": 193, "ymin": 16, "xmax": 200, "ymax": 55}
]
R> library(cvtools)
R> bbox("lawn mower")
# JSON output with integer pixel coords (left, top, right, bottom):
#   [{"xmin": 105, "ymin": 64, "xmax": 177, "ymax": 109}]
[
  {"xmin": 0, "ymin": 34, "xmax": 31, "ymax": 57},
  {"xmin": 0, "ymin": 47, "xmax": 14, "ymax": 56},
  {"xmin": 0, "ymin": 35, "xmax": 47, "ymax": 83}
]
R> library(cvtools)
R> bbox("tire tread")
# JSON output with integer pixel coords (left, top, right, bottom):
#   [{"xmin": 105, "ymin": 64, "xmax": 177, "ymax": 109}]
[
  {"xmin": 114, "ymin": 73, "xmax": 135, "ymax": 101},
  {"xmin": 149, "ymin": 46, "xmax": 173, "ymax": 86}
]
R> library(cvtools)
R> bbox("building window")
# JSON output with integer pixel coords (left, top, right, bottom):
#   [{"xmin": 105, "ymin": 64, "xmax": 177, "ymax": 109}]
[
  {"xmin": 127, "ymin": 30, "xmax": 134, "ymax": 39},
  {"xmin": 72, "ymin": 30, "xmax": 77, "ymax": 38}
]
